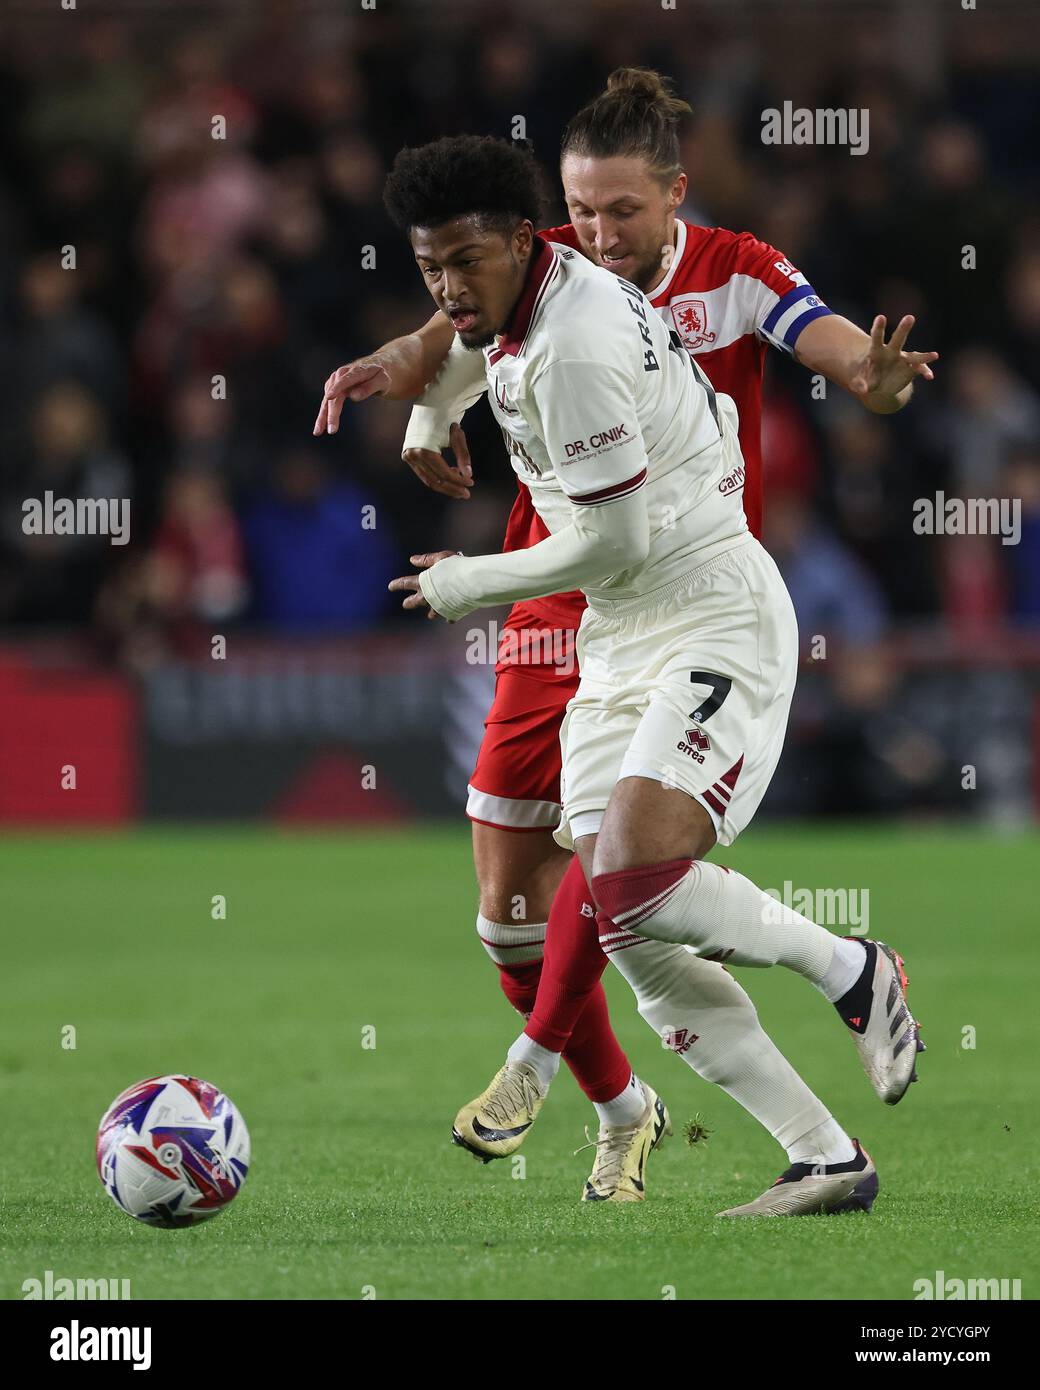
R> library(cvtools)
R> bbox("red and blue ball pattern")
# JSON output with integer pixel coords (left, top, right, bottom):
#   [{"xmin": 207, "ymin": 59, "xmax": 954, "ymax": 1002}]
[{"xmin": 96, "ymin": 1075, "xmax": 250, "ymax": 1228}]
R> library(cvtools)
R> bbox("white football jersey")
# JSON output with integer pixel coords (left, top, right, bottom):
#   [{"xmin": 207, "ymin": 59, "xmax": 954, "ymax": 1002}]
[
  {"xmin": 484, "ymin": 237, "xmax": 748, "ymax": 601},
  {"xmin": 413, "ymin": 235, "xmax": 752, "ymax": 620}
]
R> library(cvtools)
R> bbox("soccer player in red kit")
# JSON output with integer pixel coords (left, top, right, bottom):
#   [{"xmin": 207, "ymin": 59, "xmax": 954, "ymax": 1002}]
[{"xmin": 315, "ymin": 70, "xmax": 934, "ymax": 1207}]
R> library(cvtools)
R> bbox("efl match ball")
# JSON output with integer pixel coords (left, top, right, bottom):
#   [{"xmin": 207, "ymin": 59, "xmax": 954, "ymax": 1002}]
[{"xmin": 96, "ymin": 1075, "xmax": 250, "ymax": 1228}]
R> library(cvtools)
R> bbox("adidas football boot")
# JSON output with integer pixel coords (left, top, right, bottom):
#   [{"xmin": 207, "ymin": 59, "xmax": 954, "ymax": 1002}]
[
  {"xmin": 718, "ymin": 1138, "xmax": 878, "ymax": 1217},
  {"xmin": 452, "ymin": 1060, "xmax": 546, "ymax": 1162},
  {"xmin": 579, "ymin": 1082, "xmax": 672, "ymax": 1202},
  {"xmin": 835, "ymin": 939, "xmax": 925, "ymax": 1104}
]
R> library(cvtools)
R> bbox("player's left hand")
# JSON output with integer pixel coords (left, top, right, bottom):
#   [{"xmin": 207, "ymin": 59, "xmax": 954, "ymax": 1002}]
[
  {"xmin": 313, "ymin": 359, "xmax": 392, "ymax": 435},
  {"xmin": 850, "ymin": 315, "xmax": 938, "ymax": 399},
  {"xmin": 388, "ymin": 551, "xmax": 460, "ymax": 620}
]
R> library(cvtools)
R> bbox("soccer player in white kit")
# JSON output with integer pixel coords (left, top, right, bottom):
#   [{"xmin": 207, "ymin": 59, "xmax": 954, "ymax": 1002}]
[{"xmin": 385, "ymin": 134, "xmax": 924, "ymax": 1215}]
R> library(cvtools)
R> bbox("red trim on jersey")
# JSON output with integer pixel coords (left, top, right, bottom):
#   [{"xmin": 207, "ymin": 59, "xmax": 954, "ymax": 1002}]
[
  {"xmin": 701, "ymin": 787, "xmax": 727, "ymax": 818},
  {"xmin": 571, "ymin": 469, "xmax": 647, "ymax": 505},
  {"xmin": 498, "ymin": 236, "xmax": 557, "ymax": 357}
]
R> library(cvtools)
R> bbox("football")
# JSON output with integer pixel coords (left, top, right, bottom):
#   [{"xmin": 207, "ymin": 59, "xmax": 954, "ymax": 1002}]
[{"xmin": 96, "ymin": 1075, "xmax": 250, "ymax": 1228}]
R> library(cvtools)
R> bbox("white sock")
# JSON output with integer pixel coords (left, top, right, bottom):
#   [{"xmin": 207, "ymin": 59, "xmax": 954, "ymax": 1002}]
[
  {"xmin": 602, "ymin": 860, "xmax": 841, "ymax": 984},
  {"xmin": 817, "ymin": 936, "xmax": 867, "ymax": 1003},
  {"xmin": 604, "ymin": 936, "xmax": 836, "ymax": 1152},
  {"xmin": 475, "ymin": 914, "xmax": 546, "ymax": 967},
  {"xmin": 593, "ymin": 1071, "xmax": 647, "ymax": 1127},
  {"xmin": 506, "ymin": 1032, "xmax": 560, "ymax": 1090},
  {"xmin": 786, "ymin": 1118, "xmax": 857, "ymax": 1167}
]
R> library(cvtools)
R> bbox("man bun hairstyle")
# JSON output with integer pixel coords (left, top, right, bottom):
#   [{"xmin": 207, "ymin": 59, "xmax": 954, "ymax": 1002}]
[
  {"xmin": 384, "ymin": 134, "xmax": 542, "ymax": 236},
  {"xmin": 561, "ymin": 67, "xmax": 692, "ymax": 183}
]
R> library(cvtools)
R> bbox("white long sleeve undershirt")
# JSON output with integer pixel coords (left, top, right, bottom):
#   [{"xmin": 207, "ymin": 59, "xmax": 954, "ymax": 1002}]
[
  {"xmin": 403, "ymin": 336, "xmax": 652, "ymax": 621},
  {"xmin": 401, "ymin": 335, "xmax": 488, "ymax": 454},
  {"xmin": 419, "ymin": 489, "xmax": 650, "ymax": 621}
]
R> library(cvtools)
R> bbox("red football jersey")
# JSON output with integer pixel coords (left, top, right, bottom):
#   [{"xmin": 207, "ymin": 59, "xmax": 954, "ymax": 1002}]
[{"xmin": 501, "ymin": 218, "xmax": 831, "ymax": 627}]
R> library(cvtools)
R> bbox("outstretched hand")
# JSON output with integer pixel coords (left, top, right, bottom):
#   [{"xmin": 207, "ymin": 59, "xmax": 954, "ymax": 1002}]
[
  {"xmin": 849, "ymin": 315, "xmax": 938, "ymax": 399},
  {"xmin": 388, "ymin": 550, "xmax": 461, "ymax": 620},
  {"xmin": 312, "ymin": 359, "xmax": 392, "ymax": 436}
]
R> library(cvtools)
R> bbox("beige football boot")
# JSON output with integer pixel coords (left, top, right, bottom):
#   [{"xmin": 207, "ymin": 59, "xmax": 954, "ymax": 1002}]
[
  {"xmin": 452, "ymin": 1060, "xmax": 546, "ymax": 1162},
  {"xmin": 579, "ymin": 1082, "xmax": 672, "ymax": 1202}
]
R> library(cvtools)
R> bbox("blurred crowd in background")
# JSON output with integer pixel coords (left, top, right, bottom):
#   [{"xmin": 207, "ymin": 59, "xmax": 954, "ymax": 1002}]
[{"xmin": 0, "ymin": 0, "xmax": 1038, "ymax": 819}]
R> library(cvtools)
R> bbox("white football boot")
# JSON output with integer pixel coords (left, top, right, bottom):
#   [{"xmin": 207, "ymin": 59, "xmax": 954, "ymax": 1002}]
[
  {"xmin": 718, "ymin": 1139, "xmax": 878, "ymax": 1218},
  {"xmin": 834, "ymin": 939, "xmax": 925, "ymax": 1104}
]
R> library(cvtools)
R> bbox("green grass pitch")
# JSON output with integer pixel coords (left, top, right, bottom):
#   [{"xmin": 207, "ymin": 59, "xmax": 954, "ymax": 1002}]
[{"xmin": 1, "ymin": 825, "xmax": 1037, "ymax": 1301}]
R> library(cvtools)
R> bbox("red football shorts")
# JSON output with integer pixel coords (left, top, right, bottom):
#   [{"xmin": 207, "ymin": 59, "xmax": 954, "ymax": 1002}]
[{"xmin": 466, "ymin": 601, "xmax": 581, "ymax": 831}]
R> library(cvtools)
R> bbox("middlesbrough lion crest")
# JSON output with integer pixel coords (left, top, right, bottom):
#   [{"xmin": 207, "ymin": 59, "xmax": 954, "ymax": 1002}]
[{"xmin": 673, "ymin": 297, "xmax": 717, "ymax": 349}]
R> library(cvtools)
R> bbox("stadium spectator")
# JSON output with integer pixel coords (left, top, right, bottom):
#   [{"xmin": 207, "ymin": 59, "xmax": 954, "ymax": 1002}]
[
  {"xmin": 241, "ymin": 446, "xmax": 398, "ymax": 633},
  {"xmin": 1003, "ymin": 447, "xmax": 1040, "ymax": 625},
  {"xmin": 0, "ymin": 380, "xmax": 130, "ymax": 623},
  {"xmin": 766, "ymin": 490, "xmax": 888, "ymax": 650},
  {"xmin": 0, "ymin": 254, "xmax": 123, "ymax": 445}
]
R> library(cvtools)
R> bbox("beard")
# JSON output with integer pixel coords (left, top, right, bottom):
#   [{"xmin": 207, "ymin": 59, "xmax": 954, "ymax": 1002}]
[
  {"xmin": 459, "ymin": 327, "xmax": 497, "ymax": 350},
  {"xmin": 626, "ymin": 241, "xmax": 673, "ymax": 292}
]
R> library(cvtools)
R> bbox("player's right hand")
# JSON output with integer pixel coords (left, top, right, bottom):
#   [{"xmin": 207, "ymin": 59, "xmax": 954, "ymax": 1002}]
[
  {"xmin": 313, "ymin": 359, "xmax": 392, "ymax": 435},
  {"xmin": 403, "ymin": 422, "xmax": 474, "ymax": 500}
]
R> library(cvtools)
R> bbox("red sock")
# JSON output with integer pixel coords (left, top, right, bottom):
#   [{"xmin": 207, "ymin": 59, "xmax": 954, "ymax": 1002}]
[
  {"xmin": 562, "ymin": 981, "xmax": 632, "ymax": 1102},
  {"xmin": 498, "ymin": 955, "xmax": 629, "ymax": 1103},
  {"xmin": 524, "ymin": 856, "xmax": 630, "ymax": 1101},
  {"xmin": 497, "ymin": 960, "xmax": 542, "ymax": 1016}
]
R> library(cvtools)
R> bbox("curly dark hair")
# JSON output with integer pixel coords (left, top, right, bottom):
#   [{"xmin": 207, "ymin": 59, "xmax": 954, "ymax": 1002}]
[{"xmin": 383, "ymin": 135, "xmax": 542, "ymax": 236}]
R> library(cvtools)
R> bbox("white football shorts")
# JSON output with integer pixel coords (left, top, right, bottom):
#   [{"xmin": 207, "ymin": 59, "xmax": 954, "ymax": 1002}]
[{"xmin": 554, "ymin": 535, "xmax": 799, "ymax": 851}]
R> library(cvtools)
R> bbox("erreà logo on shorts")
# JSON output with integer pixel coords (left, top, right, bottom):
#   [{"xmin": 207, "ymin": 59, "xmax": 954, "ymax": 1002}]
[
  {"xmin": 564, "ymin": 423, "xmax": 629, "ymax": 458},
  {"xmin": 677, "ymin": 726, "xmax": 710, "ymax": 763},
  {"xmin": 22, "ymin": 491, "xmax": 130, "ymax": 546},
  {"xmin": 50, "ymin": 1320, "xmax": 151, "ymax": 1371}
]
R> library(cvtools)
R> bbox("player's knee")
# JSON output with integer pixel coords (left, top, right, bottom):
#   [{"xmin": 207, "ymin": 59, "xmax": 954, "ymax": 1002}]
[
  {"xmin": 473, "ymin": 826, "xmax": 567, "ymax": 924},
  {"xmin": 592, "ymin": 823, "xmax": 711, "ymax": 885},
  {"xmin": 478, "ymin": 876, "xmax": 553, "ymax": 926},
  {"xmin": 596, "ymin": 779, "xmax": 717, "ymax": 878},
  {"xmin": 592, "ymin": 836, "xmax": 653, "ymax": 888},
  {"xmin": 479, "ymin": 882, "xmax": 522, "ymax": 925}
]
